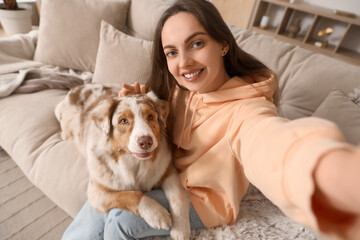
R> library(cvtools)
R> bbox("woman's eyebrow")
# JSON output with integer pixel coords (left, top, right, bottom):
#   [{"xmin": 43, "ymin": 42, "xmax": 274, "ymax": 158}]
[
  {"xmin": 184, "ymin": 31, "xmax": 207, "ymax": 44},
  {"xmin": 163, "ymin": 31, "xmax": 207, "ymax": 50}
]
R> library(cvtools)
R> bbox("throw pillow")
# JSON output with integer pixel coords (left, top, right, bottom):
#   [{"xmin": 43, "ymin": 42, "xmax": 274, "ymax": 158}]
[
  {"xmin": 312, "ymin": 89, "xmax": 360, "ymax": 145},
  {"xmin": 126, "ymin": 0, "xmax": 171, "ymax": 40},
  {"xmin": 92, "ymin": 21, "xmax": 153, "ymax": 89},
  {"xmin": 34, "ymin": 0, "xmax": 130, "ymax": 72}
]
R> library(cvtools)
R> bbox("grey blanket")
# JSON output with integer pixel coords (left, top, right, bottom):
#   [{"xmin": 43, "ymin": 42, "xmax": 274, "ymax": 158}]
[
  {"xmin": 0, "ymin": 68, "xmax": 90, "ymax": 97},
  {"xmin": 0, "ymin": 30, "xmax": 92, "ymax": 97}
]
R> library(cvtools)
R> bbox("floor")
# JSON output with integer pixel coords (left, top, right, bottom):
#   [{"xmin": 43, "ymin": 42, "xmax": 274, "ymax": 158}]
[{"xmin": 0, "ymin": 148, "xmax": 72, "ymax": 240}]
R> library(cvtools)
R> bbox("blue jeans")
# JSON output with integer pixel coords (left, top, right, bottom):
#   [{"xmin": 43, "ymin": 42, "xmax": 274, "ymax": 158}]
[{"xmin": 62, "ymin": 189, "xmax": 205, "ymax": 240}]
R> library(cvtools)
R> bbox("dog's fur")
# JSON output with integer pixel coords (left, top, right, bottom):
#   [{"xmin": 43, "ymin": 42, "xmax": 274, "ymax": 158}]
[{"xmin": 55, "ymin": 84, "xmax": 190, "ymax": 239}]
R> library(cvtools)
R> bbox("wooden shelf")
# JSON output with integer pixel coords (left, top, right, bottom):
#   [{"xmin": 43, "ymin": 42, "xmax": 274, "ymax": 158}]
[
  {"xmin": 253, "ymin": 26, "xmax": 277, "ymax": 35},
  {"xmin": 249, "ymin": 0, "xmax": 360, "ymax": 66}
]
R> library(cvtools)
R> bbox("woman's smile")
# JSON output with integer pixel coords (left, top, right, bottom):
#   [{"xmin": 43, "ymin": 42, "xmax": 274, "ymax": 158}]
[{"xmin": 182, "ymin": 68, "xmax": 204, "ymax": 81}]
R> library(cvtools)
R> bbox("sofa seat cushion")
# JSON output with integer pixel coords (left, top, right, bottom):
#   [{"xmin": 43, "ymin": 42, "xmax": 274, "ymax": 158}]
[{"xmin": 0, "ymin": 90, "xmax": 88, "ymax": 217}]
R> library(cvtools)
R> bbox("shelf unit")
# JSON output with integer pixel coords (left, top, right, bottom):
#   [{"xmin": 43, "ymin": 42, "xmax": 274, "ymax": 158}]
[{"xmin": 249, "ymin": 0, "xmax": 360, "ymax": 66}]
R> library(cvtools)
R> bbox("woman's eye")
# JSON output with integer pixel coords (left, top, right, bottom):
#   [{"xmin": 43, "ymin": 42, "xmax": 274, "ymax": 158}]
[
  {"xmin": 192, "ymin": 41, "xmax": 204, "ymax": 49},
  {"xmin": 120, "ymin": 118, "xmax": 128, "ymax": 124},
  {"xmin": 166, "ymin": 51, "xmax": 177, "ymax": 57}
]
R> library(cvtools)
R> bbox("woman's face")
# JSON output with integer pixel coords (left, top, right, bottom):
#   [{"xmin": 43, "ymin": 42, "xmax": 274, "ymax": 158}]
[{"xmin": 161, "ymin": 12, "xmax": 230, "ymax": 93}]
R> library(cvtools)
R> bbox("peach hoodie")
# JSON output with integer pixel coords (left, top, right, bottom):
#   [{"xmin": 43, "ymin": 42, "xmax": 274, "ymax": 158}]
[{"xmin": 169, "ymin": 73, "xmax": 356, "ymax": 239}]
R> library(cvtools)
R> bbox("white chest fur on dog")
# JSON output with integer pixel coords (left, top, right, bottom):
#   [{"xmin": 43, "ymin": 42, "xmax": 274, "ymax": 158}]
[{"xmin": 55, "ymin": 84, "xmax": 190, "ymax": 240}]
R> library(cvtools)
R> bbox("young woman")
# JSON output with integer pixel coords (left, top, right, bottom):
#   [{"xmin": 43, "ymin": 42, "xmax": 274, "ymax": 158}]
[{"xmin": 63, "ymin": 0, "xmax": 360, "ymax": 239}]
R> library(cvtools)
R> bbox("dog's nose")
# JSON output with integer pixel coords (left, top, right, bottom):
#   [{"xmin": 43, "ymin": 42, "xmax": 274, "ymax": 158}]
[{"xmin": 137, "ymin": 136, "xmax": 153, "ymax": 150}]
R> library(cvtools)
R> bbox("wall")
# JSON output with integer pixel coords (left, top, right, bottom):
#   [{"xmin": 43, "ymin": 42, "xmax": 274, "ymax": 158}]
[
  {"xmin": 303, "ymin": 0, "xmax": 360, "ymax": 16},
  {"xmin": 212, "ymin": 0, "xmax": 256, "ymax": 29}
]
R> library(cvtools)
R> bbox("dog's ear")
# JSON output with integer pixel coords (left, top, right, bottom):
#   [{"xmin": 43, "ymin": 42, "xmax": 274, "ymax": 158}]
[
  {"xmin": 146, "ymin": 91, "xmax": 170, "ymax": 127},
  {"xmin": 145, "ymin": 91, "xmax": 158, "ymax": 102},
  {"xmin": 90, "ymin": 98, "xmax": 117, "ymax": 138}
]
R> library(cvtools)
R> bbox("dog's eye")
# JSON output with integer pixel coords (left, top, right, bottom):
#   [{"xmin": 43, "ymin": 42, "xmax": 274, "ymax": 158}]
[
  {"xmin": 147, "ymin": 114, "xmax": 154, "ymax": 121},
  {"xmin": 120, "ymin": 118, "xmax": 128, "ymax": 124}
]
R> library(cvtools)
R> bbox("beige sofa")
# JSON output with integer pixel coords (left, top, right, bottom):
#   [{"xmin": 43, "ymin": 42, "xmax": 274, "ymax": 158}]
[{"xmin": 0, "ymin": 0, "xmax": 360, "ymax": 238}]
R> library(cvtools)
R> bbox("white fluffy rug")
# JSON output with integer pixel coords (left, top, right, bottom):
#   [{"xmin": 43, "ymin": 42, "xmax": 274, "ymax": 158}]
[{"xmin": 148, "ymin": 185, "xmax": 321, "ymax": 240}]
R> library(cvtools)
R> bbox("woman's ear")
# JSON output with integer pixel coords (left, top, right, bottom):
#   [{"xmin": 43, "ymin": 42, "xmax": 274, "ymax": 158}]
[{"xmin": 221, "ymin": 42, "xmax": 229, "ymax": 56}]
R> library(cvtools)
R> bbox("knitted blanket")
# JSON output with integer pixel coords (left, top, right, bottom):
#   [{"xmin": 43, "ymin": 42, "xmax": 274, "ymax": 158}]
[{"xmin": 148, "ymin": 185, "xmax": 323, "ymax": 240}]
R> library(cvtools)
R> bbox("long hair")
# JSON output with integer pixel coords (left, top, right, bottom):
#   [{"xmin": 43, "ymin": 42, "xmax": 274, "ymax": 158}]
[{"xmin": 147, "ymin": 0, "xmax": 275, "ymax": 102}]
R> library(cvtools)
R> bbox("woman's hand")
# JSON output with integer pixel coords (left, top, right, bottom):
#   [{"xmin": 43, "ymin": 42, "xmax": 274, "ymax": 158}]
[
  {"xmin": 118, "ymin": 82, "xmax": 148, "ymax": 97},
  {"xmin": 314, "ymin": 149, "xmax": 360, "ymax": 213},
  {"xmin": 312, "ymin": 148, "xmax": 360, "ymax": 238}
]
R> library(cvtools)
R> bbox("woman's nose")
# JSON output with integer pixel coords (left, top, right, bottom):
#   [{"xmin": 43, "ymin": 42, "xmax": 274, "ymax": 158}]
[{"xmin": 179, "ymin": 51, "xmax": 193, "ymax": 68}]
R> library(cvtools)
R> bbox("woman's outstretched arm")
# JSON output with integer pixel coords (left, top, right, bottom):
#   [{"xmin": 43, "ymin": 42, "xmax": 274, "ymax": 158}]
[{"xmin": 228, "ymin": 98, "xmax": 360, "ymax": 239}]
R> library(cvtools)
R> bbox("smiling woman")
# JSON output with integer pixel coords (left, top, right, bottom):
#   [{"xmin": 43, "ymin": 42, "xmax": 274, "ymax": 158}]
[
  {"xmin": 162, "ymin": 12, "xmax": 230, "ymax": 93},
  {"xmin": 147, "ymin": 1, "xmax": 272, "ymax": 102}
]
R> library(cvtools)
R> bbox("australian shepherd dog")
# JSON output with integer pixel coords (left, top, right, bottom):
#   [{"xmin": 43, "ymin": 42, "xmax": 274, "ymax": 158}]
[{"xmin": 55, "ymin": 84, "xmax": 190, "ymax": 239}]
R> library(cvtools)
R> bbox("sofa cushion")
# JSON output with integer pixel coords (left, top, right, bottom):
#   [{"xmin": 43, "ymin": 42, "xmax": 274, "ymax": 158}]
[
  {"xmin": 0, "ymin": 90, "xmax": 88, "ymax": 217},
  {"xmin": 229, "ymin": 25, "xmax": 360, "ymax": 120},
  {"xmin": 312, "ymin": 89, "xmax": 360, "ymax": 145},
  {"xmin": 126, "ymin": 0, "xmax": 171, "ymax": 40},
  {"xmin": 92, "ymin": 21, "xmax": 153, "ymax": 88},
  {"xmin": 276, "ymin": 54, "xmax": 360, "ymax": 120},
  {"xmin": 34, "ymin": 0, "xmax": 130, "ymax": 72}
]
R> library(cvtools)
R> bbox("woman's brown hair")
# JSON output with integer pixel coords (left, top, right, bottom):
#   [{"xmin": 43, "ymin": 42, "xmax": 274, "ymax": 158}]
[{"xmin": 147, "ymin": 0, "xmax": 275, "ymax": 101}]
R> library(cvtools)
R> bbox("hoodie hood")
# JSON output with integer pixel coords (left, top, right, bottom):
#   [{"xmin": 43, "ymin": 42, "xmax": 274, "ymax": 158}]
[{"xmin": 172, "ymin": 73, "xmax": 277, "ymax": 148}]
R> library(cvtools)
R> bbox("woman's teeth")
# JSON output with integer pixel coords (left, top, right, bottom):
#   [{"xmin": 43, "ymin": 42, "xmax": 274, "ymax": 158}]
[{"xmin": 184, "ymin": 70, "xmax": 202, "ymax": 78}]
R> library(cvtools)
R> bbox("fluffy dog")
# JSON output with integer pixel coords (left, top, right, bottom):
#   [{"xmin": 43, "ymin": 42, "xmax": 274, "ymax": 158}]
[{"xmin": 55, "ymin": 84, "xmax": 190, "ymax": 239}]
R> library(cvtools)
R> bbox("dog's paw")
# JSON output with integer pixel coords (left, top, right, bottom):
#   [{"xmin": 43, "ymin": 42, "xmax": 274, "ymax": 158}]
[
  {"xmin": 170, "ymin": 217, "xmax": 191, "ymax": 240},
  {"xmin": 138, "ymin": 196, "xmax": 172, "ymax": 230},
  {"xmin": 170, "ymin": 228, "xmax": 191, "ymax": 240}
]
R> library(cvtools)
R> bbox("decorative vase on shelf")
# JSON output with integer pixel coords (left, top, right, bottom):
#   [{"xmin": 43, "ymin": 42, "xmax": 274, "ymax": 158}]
[
  {"xmin": 260, "ymin": 15, "xmax": 270, "ymax": 29},
  {"xmin": 288, "ymin": 18, "xmax": 301, "ymax": 38},
  {"xmin": 0, "ymin": 3, "xmax": 33, "ymax": 36}
]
